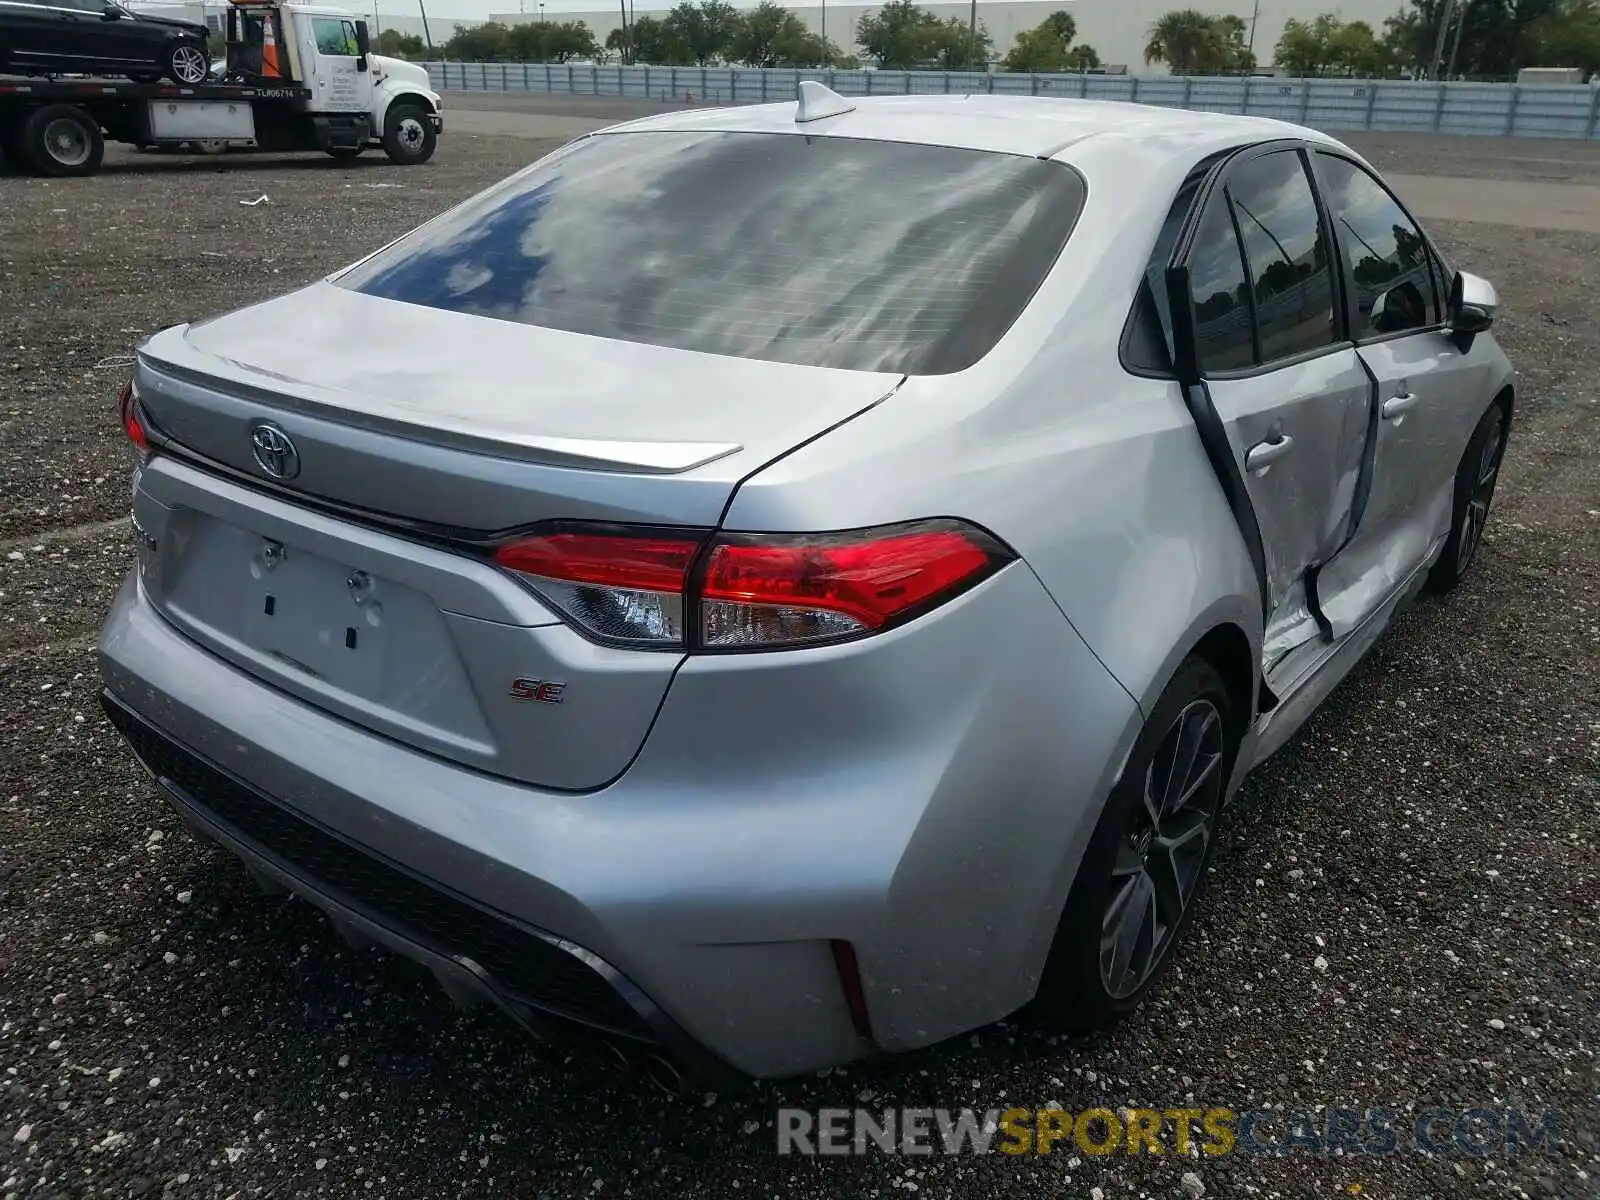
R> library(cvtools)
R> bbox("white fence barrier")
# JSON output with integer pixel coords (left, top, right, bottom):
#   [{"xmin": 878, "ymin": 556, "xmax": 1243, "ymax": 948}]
[{"xmin": 423, "ymin": 63, "xmax": 1600, "ymax": 140}]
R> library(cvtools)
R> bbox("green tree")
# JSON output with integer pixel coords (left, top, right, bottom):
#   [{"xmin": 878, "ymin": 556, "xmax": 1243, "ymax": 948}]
[
  {"xmin": 661, "ymin": 0, "xmax": 740, "ymax": 64},
  {"xmin": 607, "ymin": 14, "xmax": 692, "ymax": 63},
  {"xmin": 924, "ymin": 15, "xmax": 994, "ymax": 67},
  {"xmin": 1066, "ymin": 42, "xmax": 1102, "ymax": 68},
  {"xmin": 1144, "ymin": 9, "xmax": 1253, "ymax": 72},
  {"xmin": 443, "ymin": 20, "xmax": 515, "ymax": 60},
  {"xmin": 856, "ymin": 0, "xmax": 989, "ymax": 67},
  {"xmin": 1212, "ymin": 14, "xmax": 1257, "ymax": 70},
  {"xmin": 728, "ymin": 2, "xmax": 839, "ymax": 65},
  {"xmin": 857, "ymin": 0, "xmax": 942, "ymax": 67},
  {"xmin": 1520, "ymin": 0, "xmax": 1600, "ymax": 73},
  {"xmin": 1144, "ymin": 8, "xmax": 1218, "ymax": 71},
  {"xmin": 508, "ymin": 19, "xmax": 599, "ymax": 62},
  {"xmin": 773, "ymin": 21, "xmax": 838, "ymax": 64},
  {"xmin": 1331, "ymin": 20, "xmax": 1389, "ymax": 73},
  {"xmin": 1002, "ymin": 9, "xmax": 1101, "ymax": 71},
  {"xmin": 375, "ymin": 28, "xmax": 427, "ymax": 57},
  {"xmin": 1381, "ymin": 0, "xmax": 1563, "ymax": 77},
  {"xmin": 1276, "ymin": 14, "xmax": 1338, "ymax": 74}
]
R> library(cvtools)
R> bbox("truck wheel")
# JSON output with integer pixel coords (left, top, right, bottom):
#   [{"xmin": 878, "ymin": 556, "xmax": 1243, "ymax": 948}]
[
  {"xmin": 22, "ymin": 104, "xmax": 104, "ymax": 177},
  {"xmin": 382, "ymin": 104, "xmax": 435, "ymax": 165},
  {"xmin": 164, "ymin": 40, "xmax": 210, "ymax": 85}
]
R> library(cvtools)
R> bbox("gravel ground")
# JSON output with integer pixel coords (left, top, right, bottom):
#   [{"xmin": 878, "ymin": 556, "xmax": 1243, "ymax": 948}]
[{"xmin": 1, "ymin": 133, "xmax": 1597, "ymax": 1200}]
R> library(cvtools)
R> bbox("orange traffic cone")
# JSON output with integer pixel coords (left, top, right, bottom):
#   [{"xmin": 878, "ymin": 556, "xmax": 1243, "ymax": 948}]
[{"xmin": 261, "ymin": 14, "xmax": 282, "ymax": 79}]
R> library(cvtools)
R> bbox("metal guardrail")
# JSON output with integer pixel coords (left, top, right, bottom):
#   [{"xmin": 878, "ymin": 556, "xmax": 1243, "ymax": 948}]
[{"xmin": 424, "ymin": 62, "xmax": 1600, "ymax": 139}]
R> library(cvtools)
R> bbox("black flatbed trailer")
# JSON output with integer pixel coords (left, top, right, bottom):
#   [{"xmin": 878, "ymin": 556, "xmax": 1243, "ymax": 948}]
[{"xmin": 0, "ymin": 73, "xmax": 381, "ymax": 176}]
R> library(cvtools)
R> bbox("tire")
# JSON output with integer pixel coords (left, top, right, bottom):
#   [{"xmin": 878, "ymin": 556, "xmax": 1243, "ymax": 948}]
[
  {"xmin": 327, "ymin": 145, "xmax": 364, "ymax": 161},
  {"xmin": 21, "ymin": 104, "xmax": 104, "ymax": 177},
  {"xmin": 1425, "ymin": 400, "xmax": 1510, "ymax": 595},
  {"xmin": 381, "ymin": 103, "xmax": 436, "ymax": 165},
  {"xmin": 1028, "ymin": 655, "xmax": 1237, "ymax": 1033},
  {"xmin": 163, "ymin": 40, "xmax": 210, "ymax": 86}
]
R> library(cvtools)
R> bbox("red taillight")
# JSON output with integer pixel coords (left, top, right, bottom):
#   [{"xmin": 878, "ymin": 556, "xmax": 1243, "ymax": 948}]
[
  {"xmin": 701, "ymin": 526, "xmax": 998, "ymax": 647},
  {"xmin": 118, "ymin": 380, "xmax": 150, "ymax": 454},
  {"xmin": 493, "ymin": 520, "xmax": 1009, "ymax": 652},
  {"xmin": 493, "ymin": 530, "xmax": 702, "ymax": 647},
  {"xmin": 494, "ymin": 533, "xmax": 699, "ymax": 593}
]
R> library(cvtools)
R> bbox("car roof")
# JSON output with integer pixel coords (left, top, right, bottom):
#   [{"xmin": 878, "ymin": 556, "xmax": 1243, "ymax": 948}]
[{"xmin": 595, "ymin": 93, "xmax": 1345, "ymax": 164}]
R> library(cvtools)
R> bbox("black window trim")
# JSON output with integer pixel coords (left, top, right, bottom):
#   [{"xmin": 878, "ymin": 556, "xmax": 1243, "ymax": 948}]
[
  {"xmin": 1116, "ymin": 147, "xmax": 1244, "ymax": 381},
  {"xmin": 1120, "ymin": 138, "xmax": 1360, "ymax": 383},
  {"xmin": 1308, "ymin": 147, "xmax": 1454, "ymax": 349}
]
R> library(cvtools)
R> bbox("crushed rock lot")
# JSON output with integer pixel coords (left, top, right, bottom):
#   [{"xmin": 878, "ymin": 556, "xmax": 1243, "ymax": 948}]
[{"xmin": 1, "ymin": 134, "xmax": 1598, "ymax": 1200}]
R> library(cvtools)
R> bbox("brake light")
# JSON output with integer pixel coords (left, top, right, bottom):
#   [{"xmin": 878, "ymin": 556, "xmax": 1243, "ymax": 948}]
[
  {"xmin": 493, "ymin": 531, "xmax": 701, "ymax": 646},
  {"xmin": 700, "ymin": 525, "xmax": 1000, "ymax": 648},
  {"xmin": 492, "ymin": 520, "xmax": 1010, "ymax": 652},
  {"xmin": 118, "ymin": 380, "xmax": 149, "ymax": 454}
]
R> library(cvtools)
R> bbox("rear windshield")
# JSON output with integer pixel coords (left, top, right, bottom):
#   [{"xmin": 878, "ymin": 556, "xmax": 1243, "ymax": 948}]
[{"xmin": 336, "ymin": 131, "xmax": 1087, "ymax": 375}]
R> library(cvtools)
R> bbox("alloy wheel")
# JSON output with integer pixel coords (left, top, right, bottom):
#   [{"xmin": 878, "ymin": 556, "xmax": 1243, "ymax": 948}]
[
  {"xmin": 1457, "ymin": 412, "xmax": 1506, "ymax": 575},
  {"xmin": 171, "ymin": 45, "xmax": 208, "ymax": 84},
  {"xmin": 1099, "ymin": 698, "xmax": 1224, "ymax": 999}
]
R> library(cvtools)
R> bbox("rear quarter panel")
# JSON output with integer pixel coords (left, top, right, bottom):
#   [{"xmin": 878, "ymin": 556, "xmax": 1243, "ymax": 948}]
[{"xmin": 722, "ymin": 131, "xmax": 1264, "ymax": 721}]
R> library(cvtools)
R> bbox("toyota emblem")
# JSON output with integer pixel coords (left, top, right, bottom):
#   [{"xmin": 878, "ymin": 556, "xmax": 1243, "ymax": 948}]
[{"xmin": 250, "ymin": 422, "xmax": 300, "ymax": 481}]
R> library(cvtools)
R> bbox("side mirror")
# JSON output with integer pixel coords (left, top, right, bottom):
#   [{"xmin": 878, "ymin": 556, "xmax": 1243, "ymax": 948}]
[
  {"xmin": 101, "ymin": 5, "xmax": 122, "ymax": 18},
  {"xmin": 355, "ymin": 19, "xmax": 371, "ymax": 69},
  {"xmin": 1447, "ymin": 270, "xmax": 1496, "ymax": 352}
]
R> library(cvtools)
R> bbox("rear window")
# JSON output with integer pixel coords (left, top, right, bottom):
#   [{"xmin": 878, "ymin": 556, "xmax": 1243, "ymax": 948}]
[{"xmin": 336, "ymin": 131, "xmax": 1087, "ymax": 375}]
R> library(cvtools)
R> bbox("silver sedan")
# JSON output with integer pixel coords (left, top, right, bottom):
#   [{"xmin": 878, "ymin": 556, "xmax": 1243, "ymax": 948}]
[{"xmin": 100, "ymin": 85, "xmax": 1515, "ymax": 1081}]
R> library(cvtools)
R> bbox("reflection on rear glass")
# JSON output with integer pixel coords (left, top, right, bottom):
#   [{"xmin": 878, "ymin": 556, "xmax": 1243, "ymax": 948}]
[{"xmin": 337, "ymin": 131, "xmax": 1087, "ymax": 374}]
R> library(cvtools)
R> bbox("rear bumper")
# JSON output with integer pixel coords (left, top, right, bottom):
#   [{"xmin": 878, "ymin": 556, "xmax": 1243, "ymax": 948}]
[
  {"xmin": 101, "ymin": 690, "xmax": 720, "ymax": 1083},
  {"xmin": 99, "ymin": 565, "xmax": 1140, "ymax": 1077}
]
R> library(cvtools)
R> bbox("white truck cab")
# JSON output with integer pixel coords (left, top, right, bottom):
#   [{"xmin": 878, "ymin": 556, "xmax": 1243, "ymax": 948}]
[{"xmin": 220, "ymin": 0, "xmax": 442, "ymax": 162}]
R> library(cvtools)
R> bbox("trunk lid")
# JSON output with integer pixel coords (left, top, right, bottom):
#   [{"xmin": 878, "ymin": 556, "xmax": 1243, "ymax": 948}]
[
  {"xmin": 139, "ymin": 282, "xmax": 902, "ymax": 523},
  {"xmin": 128, "ymin": 283, "xmax": 900, "ymax": 790}
]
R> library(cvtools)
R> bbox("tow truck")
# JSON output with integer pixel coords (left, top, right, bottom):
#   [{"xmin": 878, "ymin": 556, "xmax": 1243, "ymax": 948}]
[{"xmin": 0, "ymin": 0, "xmax": 441, "ymax": 176}]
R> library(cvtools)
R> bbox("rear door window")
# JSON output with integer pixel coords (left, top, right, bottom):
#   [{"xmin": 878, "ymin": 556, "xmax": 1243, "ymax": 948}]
[
  {"xmin": 336, "ymin": 131, "xmax": 1088, "ymax": 375},
  {"xmin": 1225, "ymin": 150, "xmax": 1338, "ymax": 363},
  {"xmin": 1187, "ymin": 196, "xmax": 1256, "ymax": 372}
]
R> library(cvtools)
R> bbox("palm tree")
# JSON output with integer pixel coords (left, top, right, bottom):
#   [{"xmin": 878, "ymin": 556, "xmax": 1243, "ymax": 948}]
[{"xmin": 1144, "ymin": 8, "xmax": 1221, "ymax": 72}]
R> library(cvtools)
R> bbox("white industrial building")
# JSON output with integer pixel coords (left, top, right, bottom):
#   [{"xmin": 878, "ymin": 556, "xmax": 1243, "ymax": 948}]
[{"xmin": 487, "ymin": 0, "xmax": 1402, "ymax": 73}]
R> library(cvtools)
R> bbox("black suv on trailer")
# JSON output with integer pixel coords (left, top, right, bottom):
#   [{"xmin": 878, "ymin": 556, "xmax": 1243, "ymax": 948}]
[{"xmin": 0, "ymin": 0, "xmax": 210, "ymax": 84}]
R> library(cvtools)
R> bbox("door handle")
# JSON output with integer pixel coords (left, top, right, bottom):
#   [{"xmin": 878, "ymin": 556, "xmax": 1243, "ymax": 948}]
[
  {"xmin": 1381, "ymin": 392, "xmax": 1419, "ymax": 420},
  {"xmin": 1245, "ymin": 434, "xmax": 1294, "ymax": 473}
]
